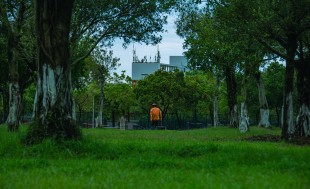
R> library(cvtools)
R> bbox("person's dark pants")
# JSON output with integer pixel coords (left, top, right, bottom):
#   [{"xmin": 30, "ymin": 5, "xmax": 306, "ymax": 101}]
[{"xmin": 151, "ymin": 120, "xmax": 159, "ymax": 130}]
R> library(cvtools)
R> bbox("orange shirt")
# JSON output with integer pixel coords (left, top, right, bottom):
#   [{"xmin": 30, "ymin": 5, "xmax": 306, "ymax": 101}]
[{"xmin": 150, "ymin": 107, "xmax": 162, "ymax": 121}]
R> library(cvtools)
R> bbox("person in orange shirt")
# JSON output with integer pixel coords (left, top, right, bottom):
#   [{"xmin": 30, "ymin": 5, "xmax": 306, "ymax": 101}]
[{"xmin": 150, "ymin": 103, "xmax": 162, "ymax": 129}]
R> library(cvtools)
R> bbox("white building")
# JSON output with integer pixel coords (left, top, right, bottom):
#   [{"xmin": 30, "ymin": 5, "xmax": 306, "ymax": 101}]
[{"xmin": 131, "ymin": 48, "xmax": 188, "ymax": 83}]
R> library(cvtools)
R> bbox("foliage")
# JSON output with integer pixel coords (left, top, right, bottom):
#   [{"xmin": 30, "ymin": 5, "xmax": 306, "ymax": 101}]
[
  {"xmin": 105, "ymin": 82, "xmax": 136, "ymax": 117},
  {"xmin": 22, "ymin": 83, "xmax": 36, "ymax": 115},
  {"xmin": 1, "ymin": 125, "xmax": 310, "ymax": 188},
  {"xmin": 263, "ymin": 62, "xmax": 285, "ymax": 111},
  {"xmin": 134, "ymin": 69, "xmax": 185, "ymax": 117},
  {"xmin": 70, "ymin": 0, "xmax": 178, "ymax": 67},
  {"xmin": 89, "ymin": 48, "xmax": 120, "ymax": 83},
  {"xmin": 74, "ymin": 82, "xmax": 100, "ymax": 113},
  {"xmin": 69, "ymin": 0, "xmax": 179, "ymax": 91},
  {"xmin": 184, "ymin": 71, "xmax": 216, "ymax": 119}
]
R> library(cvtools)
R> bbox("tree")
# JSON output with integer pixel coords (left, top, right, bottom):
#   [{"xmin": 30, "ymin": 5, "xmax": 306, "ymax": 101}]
[
  {"xmin": 90, "ymin": 49, "xmax": 120, "ymax": 127},
  {"xmin": 263, "ymin": 62, "xmax": 285, "ymax": 127},
  {"xmin": 0, "ymin": 0, "xmax": 34, "ymax": 131},
  {"xmin": 105, "ymin": 81, "xmax": 136, "ymax": 127},
  {"xmin": 26, "ymin": 0, "xmax": 178, "ymax": 143},
  {"xmin": 134, "ymin": 70, "xmax": 184, "ymax": 127},
  {"xmin": 213, "ymin": 0, "xmax": 310, "ymax": 139},
  {"xmin": 175, "ymin": 3, "xmax": 240, "ymax": 127},
  {"xmin": 184, "ymin": 71, "xmax": 216, "ymax": 125},
  {"xmin": 26, "ymin": 0, "xmax": 81, "ymax": 144}
]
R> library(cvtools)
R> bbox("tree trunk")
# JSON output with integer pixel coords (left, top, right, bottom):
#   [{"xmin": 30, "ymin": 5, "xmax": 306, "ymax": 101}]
[
  {"xmin": 230, "ymin": 104, "xmax": 238, "ymax": 127},
  {"xmin": 281, "ymin": 34, "xmax": 297, "ymax": 140},
  {"xmin": 239, "ymin": 74, "xmax": 249, "ymax": 133},
  {"xmin": 296, "ymin": 104, "xmax": 310, "ymax": 136},
  {"xmin": 175, "ymin": 110, "xmax": 182, "ymax": 129},
  {"xmin": 254, "ymin": 72, "xmax": 271, "ymax": 128},
  {"xmin": 112, "ymin": 110, "xmax": 116, "ymax": 127},
  {"xmin": 213, "ymin": 75, "xmax": 219, "ymax": 127},
  {"xmin": 6, "ymin": 33, "xmax": 23, "ymax": 131},
  {"xmin": 0, "ymin": 88, "xmax": 9, "ymax": 124},
  {"xmin": 96, "ymin": 77, "xmax": 105, "ymax": 128},
  {"xmin": 225, "ymin": 65, "xmax": 238, "ymax": 127},
  {"xmin": 26, "ymin": 0, "xmax": 81, "ymax": 144},
  {"xmin": 239, "ymin": 102, "xmax": 249, "ymax": 133},
  {"xmin": 280, "ymin": 105, "xmax": 284, "ymax": 128},
  {"xmin": 295, "ymin": 57, "xmax": 310, "ymax": 136},
  {"xmin": 0, "ymin": 2, "xmax": 26, "ymax": 131},
  {"xmin": 275, "ymin": 107, "xmax": 281, "ymax": 127},
  {"xmin": 6, "ymin": 81, "xmax": 22, "ymax": 131}
]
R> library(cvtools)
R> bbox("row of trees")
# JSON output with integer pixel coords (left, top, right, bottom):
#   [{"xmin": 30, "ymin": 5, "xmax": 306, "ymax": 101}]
[
  {"xmin": 175, "ymin": 0, "xmax": 310, "ymax": 140},
  {"xmin": 0, "ymin": 0, "xmax": 308, "ymax": 143},
  {"xmin": 20, "ymin": 61, "xmax": 285, "ymax": 131}
]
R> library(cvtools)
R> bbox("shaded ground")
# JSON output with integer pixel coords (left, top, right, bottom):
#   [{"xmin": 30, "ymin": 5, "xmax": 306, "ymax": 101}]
[{"xmin": 245, "ymin": 134, "xmax": 310, "ymax": 146}]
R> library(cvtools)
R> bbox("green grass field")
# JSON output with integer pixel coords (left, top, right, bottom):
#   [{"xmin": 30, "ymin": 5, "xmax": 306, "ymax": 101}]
[{"xmin": 0, "ymin": 125, "xmax": 309, "ymax": 189}]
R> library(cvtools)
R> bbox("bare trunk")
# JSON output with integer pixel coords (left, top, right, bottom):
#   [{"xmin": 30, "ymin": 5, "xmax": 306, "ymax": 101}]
[
  {"xmin": 213, "ymin": 75, "xmax": 219, "ymax": 127},
  {"xmin": 254, "ymin": 73, "xmax": 271, "ymax": 128},
  {"xmin": 112, "ymin": 110, "xmax": 116, "ymax": 127},
  {"xmin": 30, "ymin": 61, "xmax": 80, "ymax": 143},
  {"xmin": 284, "ymin": 92, "xmax": 295, "ymax": 135},
  {"xmin": 175, "ymin": 110, "xmax": 182, "ymax": 129},
  {"xmin": 6, "ymin": 43, "xmax": 23, "ymax": 131},
  {"xmin": 96, "ymin": 76, "xmax": 105, "ymax": 127},
  {"xmin": 32, "ymin": 64, "xmax": 77, "ymax": 127},
  {"xmin": 239, "ymin": 102, "xmax": 249, "ymax": 133},
  {"xmin": 96, "ymin": 97, "xmax": 103, "ymax": 128},
  {"xmin": 296, "ymin": 104, "xmax": 310, "ymax": 136},
  {"xmin": 295, "ymin": 58, "xmax": 310, "ymax": 136},
  {"xmin": 6, "ymin": 82, "xmax": 22, "ymax": 131},
  {"xmin": 239, "ymin": 74, "xmax": 249, "ymax": 132},
  {"xmin": 6, "ymin": 40, "xmax": 22, "ymax": 131},
  {"xmin": 280, "ymin": 105, "xmax": 284, "ymax": 128},
  {"xmin": 230, "ymin": 104, "xmax": 238, "ymax": 127},
  {"xmin": 275, "ymin": 107, "xmax": 281, "ymax": 127},
  {"xmin": 282, "ymin": 35, "xmax": 297, "ymax": 140}
]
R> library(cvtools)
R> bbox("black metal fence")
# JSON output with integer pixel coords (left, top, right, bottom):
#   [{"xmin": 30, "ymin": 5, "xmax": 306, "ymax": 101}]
[
  {"xmin": 14, "ymin": 111, "xmax": 280, "ymax": 129},
  {"xmin": 76, "ymin": 112, "xmax": 229, "ymax": 129},
  {"xmin": 75, "ymin": 111, "xmax": 280, "ymax": 129}
]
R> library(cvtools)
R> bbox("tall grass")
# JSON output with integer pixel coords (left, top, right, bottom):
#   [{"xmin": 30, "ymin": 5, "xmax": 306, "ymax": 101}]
[{"xmin": 0, "ymin": 125, "xmax": 309, "ymax": 189}]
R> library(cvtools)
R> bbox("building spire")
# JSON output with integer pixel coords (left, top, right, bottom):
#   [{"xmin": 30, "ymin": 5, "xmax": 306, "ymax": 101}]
[
  {"xmin": 132, "ymin": 44, "xmax": 136, "ymax": 62},
  {"xmin": 157, "ymin": 45, "xmax": 161, "ymax": 63}
]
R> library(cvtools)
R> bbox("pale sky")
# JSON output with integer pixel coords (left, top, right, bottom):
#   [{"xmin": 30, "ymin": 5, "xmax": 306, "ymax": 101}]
[{"xmin": 111, "ymin": 15, "xmax": 185, "ymax": 77}]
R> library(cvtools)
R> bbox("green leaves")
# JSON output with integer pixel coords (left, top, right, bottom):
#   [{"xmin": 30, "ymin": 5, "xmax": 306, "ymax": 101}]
[{"xmin": 135, "ymin": 69, "xmax": 185, "ymax": 114}]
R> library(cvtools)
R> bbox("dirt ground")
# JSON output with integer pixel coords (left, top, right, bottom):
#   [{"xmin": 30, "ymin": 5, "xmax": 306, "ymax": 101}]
[{"xmin": 245, "ymin": 134, "xmax": 310, "ymax": 146}]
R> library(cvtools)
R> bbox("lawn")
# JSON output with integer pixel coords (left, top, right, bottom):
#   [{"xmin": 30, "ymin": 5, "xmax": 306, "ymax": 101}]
[{"xmin": 0, "ymin": 125, "xmax": 309, "ymax": 189}]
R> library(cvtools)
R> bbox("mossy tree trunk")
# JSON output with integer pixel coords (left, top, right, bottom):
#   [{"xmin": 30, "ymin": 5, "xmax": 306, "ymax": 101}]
[
  {"xmin": 254, "ymin": 72, "xmax": 271, "ymax": 128},
  {"xmin": 281, "ymin": 34, "xmax": 298, "ymax": 140},
  {"xmin": 26, "ymin": 0, "xmax": 81, "ymax": 144}
]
